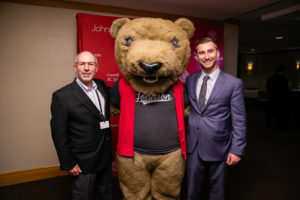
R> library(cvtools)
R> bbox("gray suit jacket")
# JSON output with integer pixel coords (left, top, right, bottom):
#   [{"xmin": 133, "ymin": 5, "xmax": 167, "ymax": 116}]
[{"xmin": 185, "ymin": 70, "xmax": 246, "ymax": 161}]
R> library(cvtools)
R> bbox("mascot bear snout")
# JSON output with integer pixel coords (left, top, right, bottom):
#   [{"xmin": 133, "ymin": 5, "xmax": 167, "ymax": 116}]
[{"xmin": 138, "ymin": 61, "xmax": 162, "ymax": 75}]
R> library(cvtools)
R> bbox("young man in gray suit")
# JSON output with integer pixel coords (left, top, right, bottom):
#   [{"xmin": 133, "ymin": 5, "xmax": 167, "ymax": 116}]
[
  {"xmin": 51, "ymin": 51, "xmax": 112, "ymax": 200},
  {"xmin": 185, "ymin": 37, "xmax": 247, "ymax": 200}
]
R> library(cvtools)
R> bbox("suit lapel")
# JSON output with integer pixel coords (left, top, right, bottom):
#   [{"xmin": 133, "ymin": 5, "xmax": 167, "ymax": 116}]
[
  {"xmin": 189, "ymin": 72, "xmax": 202, "ymax": 114},
  {"xmin": 94, "ymin": 80, "xmax": 109, "ymax": 119},
  {"xmin": 71, "ymin": 79, "xmax": 101, "ymax": 119},
  {"xmin": 202, "ymin": 70, "xmax": 225, "ymax": 112}
]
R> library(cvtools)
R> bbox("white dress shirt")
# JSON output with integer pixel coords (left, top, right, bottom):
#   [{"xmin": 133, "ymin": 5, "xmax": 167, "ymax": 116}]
[
  {"xmin": 76, "ymin": 78, "xmax": 105, "ymax": 117},
  {"xmin": 196, "ymin": 67, "xmax": 220, "ymax": 104}
]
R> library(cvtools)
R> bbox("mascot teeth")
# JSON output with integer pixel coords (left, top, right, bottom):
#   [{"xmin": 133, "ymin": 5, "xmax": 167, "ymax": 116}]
[{"xmin": 143, "ymin": 76, "xmax": 158, "ymax": 83}]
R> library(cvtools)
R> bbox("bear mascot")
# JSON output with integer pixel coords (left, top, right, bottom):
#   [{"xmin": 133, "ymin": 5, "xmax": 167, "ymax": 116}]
[{"xmin": 110, "ymin": 17, "xmax": 194, "ymax": 200}]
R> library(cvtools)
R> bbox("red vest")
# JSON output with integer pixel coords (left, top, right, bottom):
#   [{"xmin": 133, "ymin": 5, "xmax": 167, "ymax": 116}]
[{"xmin": 117, "ymin": 78, "xmax": 186, "ymax": 159}]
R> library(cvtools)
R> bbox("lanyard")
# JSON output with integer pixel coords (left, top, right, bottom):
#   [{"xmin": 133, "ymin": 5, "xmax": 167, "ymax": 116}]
[{"xmin": 95, "ymin": 89, "xmax": 105, "ymax": 120}]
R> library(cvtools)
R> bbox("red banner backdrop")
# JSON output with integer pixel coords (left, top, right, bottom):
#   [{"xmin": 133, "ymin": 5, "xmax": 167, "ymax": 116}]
[
  {"xmin": 77, "ymin": 13, "xmax": 121, "ymax": 87},
  {"xmin": 76, "ymin": 13, "xmax": 224, "ymax": 85},
  {"xmin": 185, "ymin": 23, "xmax": 224, "ymax": 77},
  {"xmin": 76, "ymin": 13, "xmax": 224, "ymax": 176}
]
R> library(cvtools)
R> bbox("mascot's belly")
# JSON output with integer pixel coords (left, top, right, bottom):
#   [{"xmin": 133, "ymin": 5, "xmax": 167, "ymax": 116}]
[{"xmin": 134, "ymin": 88, "xmax": 180, "ymax": 155}]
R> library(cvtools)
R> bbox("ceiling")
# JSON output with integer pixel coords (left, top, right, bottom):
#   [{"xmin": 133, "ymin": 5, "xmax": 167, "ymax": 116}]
[{"xmin": 69, "ymin": 0, "xmax": 300, "ymax": 54}]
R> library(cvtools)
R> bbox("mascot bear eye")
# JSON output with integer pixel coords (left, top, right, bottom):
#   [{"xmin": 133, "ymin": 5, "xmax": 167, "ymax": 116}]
[
  {"xmin": 171, "ymin": 38, "xmax": 180, "ymax": 48},
  {"xmin": 124, "ymin": 37, "xmax": 133, "ymax": 47}
]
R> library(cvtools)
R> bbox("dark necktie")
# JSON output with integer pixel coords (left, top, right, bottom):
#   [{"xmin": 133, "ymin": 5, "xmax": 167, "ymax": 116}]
[{"xmin": 199, "ymin": 75, "xmax": 210, "ymax": 110}]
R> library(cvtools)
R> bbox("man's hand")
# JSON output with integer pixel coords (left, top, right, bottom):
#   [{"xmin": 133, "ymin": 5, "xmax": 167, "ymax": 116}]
[
  {"xmin": 226, "ymin": 153, "xmax": 241, "ymax": 166},
  {"xmin": 69, "ymin": 164, "xmax": 82, "ymax": 176}
]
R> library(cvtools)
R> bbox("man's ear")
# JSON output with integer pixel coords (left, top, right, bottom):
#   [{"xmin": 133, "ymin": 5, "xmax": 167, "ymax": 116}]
[
  {"xmin": 195, "ymin": 51, "xmax": 199, "ymax": 62},
  {"xmin": 73, "ymin": 64, "xmax": 78, "ymax": 73}
]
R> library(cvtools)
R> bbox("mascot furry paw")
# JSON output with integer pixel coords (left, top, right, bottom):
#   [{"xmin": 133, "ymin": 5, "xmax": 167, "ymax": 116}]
[{"xmin": 110, "ymin": 17, "xmax": 194, "ymax": 200}]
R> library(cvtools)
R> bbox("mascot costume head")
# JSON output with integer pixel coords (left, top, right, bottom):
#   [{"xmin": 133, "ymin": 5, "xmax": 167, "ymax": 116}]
[{"xmin": 110, "ymin": 17, "xmax": 194, "ymax": 200}]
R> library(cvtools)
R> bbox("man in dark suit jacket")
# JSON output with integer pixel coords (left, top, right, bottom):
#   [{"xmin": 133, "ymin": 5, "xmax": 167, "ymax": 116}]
[
  {"xmin": 266, "ymin": 65, "xmax": 289, "ymax": 130},
  {"xmin": 185, "ymin": 38, "xmax": 247, "ymax": 200},
  {"xmin": 51, "ymin": 51, "xmax": 112, "ymax": 200}
]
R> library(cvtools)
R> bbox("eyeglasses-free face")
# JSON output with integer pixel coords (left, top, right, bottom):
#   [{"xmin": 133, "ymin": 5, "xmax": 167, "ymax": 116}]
[{"xmin": 196, "ymin": 41, "xmax": 219, "ymax": 73}]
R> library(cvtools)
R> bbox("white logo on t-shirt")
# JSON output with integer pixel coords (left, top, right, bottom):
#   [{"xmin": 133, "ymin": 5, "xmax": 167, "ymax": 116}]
[{"xmin": 136, "ymin": 93, "xmax": 173, "ymax": 105}]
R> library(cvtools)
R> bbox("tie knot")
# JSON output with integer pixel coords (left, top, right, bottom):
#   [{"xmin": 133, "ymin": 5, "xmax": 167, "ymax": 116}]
[{"xmin": 203, "ymin": 76, "xmax": 210, "ymax": 82}]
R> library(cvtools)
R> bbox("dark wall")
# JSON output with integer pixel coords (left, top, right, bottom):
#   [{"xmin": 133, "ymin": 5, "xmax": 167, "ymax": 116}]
[{"xmin": 239, "ymin": 49, "xmax": 300, "ymax": 90}]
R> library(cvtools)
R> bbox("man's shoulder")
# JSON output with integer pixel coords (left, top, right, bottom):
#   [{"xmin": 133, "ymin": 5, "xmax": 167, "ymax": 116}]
[
  {"xmin": 94, "ymin": 78, "xmax": 110, "ymax": 93},
  {"xmin": 221, "ymin": 71, "xmax": 242, "ymax": 84},
  {"xmin": 93, "ymin": 78, "xmax": 107, "ymax": 87},
  {"xmin": 186, "ymin": 72, "xmax": 199, "ymax": 83},
  {"xmin": 52, "ymin": 81, "xmax": 74, "ymax": 96}
]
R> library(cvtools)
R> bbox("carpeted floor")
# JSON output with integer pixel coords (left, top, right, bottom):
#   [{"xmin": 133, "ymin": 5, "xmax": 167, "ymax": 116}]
[{"xmin": 1, "ymin": 103, "xmax": 300, "ymax": 200}]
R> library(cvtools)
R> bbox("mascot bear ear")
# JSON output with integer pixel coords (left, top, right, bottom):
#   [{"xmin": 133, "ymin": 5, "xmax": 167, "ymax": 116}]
[
  {"xmin": 175, "ymin": 18, "xmax": 195, "ymax": 39},
  {"xmin": 110, "ymin": 18, "xmax": 131, "ymax": 38}
]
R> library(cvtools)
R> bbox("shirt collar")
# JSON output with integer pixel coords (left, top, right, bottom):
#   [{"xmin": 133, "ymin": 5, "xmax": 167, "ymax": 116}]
[
  {"xmin": 200, "ymin": 67, "xmax": 220, "ymax": 81},
  {"xmin": 76, "ymin": 78, "xmax": 97, "ymax": 91}
]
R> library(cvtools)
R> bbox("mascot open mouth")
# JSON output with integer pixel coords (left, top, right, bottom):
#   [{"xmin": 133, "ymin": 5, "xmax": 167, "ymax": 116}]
[{"xmin": 143, "ymin": 76, "xmax": 158, "ymax": 84}]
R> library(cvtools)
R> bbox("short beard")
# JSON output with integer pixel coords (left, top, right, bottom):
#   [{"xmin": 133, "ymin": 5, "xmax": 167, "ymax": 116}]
[{"xmin": 201, "ymin": 59, "xmax": 217, "ymax": 73}]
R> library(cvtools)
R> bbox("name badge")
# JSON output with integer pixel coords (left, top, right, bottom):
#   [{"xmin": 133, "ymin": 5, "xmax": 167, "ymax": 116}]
[{"xmin": 100, "ymin": 121, "xmax": 110, "ymax": 129}]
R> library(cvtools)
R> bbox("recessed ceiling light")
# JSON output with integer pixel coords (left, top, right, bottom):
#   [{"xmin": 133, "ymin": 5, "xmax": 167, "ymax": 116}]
[
  {"xmin": 250, "ymin": 49, "xmax": 256, "ymax": 51},
  {"xmin": 275, "ymin": 36, "xmax": 284, "ymax": 40}
]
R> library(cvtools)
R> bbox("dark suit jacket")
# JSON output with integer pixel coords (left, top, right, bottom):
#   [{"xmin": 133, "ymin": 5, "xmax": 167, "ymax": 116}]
[
  {"xmin": 185, "ymin": 70, "xmax": 247, "ymax": 161},
  {"xmin": 50, "ymin": 79, "xmax": 112, "ymax": 173}
]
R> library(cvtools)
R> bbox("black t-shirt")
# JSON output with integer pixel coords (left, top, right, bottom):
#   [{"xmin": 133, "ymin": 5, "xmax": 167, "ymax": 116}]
[{"xmin": 111, "ymin": 79, "xmax": 189, "ymax": 155}]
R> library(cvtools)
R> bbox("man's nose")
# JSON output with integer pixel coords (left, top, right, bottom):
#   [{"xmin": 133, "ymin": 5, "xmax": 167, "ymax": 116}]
[
  {"xmin": 204, "ymin": 53, "xmax": 209, "ymax": 59},
  {"xmin": 84, "ymin": 64, "xmax": 90, "ymax": 70}
]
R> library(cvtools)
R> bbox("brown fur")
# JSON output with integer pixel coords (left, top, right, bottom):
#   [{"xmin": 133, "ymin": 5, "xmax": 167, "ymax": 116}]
[
  {"xmin": 110, "ymin": 18, "xmax": 194, "ymax": 95},
  {"xmin": 184, "ymin": 105, "xmax": 191, "ymax": 119},
  {"xmin": 110, "ymin": 105, "xmax": 120, "ymax": 116},
  {"xmin": 110, "ymin": 17, "xmax": 194, "ymax": 200},
  {"xmin": 116, "ymin": 149, "xmax": 185, "ymax": 200}
]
